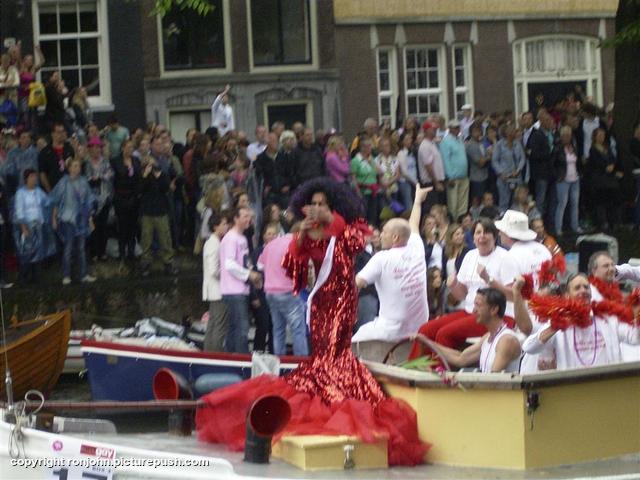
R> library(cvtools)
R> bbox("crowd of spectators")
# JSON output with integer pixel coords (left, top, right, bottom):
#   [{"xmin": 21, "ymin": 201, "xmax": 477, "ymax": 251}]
[{"xmin": 1, "ymin": 44, "xmax": 640, "ymax": 369}]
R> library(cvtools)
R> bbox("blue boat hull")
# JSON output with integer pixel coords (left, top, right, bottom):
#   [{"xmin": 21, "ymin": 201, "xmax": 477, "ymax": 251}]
[{"xmin": 81, "ymin": 341, "xmax": 300, "ymax": 401}]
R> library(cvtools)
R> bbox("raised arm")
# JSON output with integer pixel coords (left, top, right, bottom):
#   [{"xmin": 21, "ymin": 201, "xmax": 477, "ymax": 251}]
[
  {"xmin": 512, "ymin": 276, "xmax": 532, "ymax": 335},
  {"xmin": 409, "ymin": 185, "xmax": 432, "ymax": 235}
]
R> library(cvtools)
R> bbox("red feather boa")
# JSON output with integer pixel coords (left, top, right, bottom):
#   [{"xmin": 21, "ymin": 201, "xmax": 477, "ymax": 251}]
[
  {"xmin": 589, "ymin": 276, "xmax": 623, "ymax": 302},
  {"xmin": 520, "ymin": 255, "xmax": 567, "ymax": 300},
  {"xmin": 529, "ymin": 294, "xmax": 639, "ymax": 330}
]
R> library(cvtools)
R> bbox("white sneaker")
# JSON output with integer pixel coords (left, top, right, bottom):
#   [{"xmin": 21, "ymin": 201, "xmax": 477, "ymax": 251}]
[
  {"xmin": 62, "ymin": 277, "xmax": 71, "ymax": 285},
  {"xmin": 81, "ymin": 275, "xmax": 97, "ymax": 283}
]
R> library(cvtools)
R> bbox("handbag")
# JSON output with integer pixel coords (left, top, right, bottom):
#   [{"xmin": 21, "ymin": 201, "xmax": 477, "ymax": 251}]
[{"xmin": 28, "ymin": 81, "xmax": 46, "ymax": 108}]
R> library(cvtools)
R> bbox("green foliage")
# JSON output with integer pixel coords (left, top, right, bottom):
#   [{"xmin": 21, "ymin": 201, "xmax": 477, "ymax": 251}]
[
  {"xmin": 602, "ymin": 19, "xmax": 640, "ymax": 47},
  {"xmin": 152, "ymin": 0, "xmax": 213, "ymax": 17},
  {"xmin": 398, "ymin": 356, "xmax": 438, "ymax": 371}
]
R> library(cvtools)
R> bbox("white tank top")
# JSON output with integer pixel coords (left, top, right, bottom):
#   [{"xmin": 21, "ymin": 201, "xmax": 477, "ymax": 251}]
[{"xmin": 480, "ymin": 325, "xmax": 521, "ymax": 373}]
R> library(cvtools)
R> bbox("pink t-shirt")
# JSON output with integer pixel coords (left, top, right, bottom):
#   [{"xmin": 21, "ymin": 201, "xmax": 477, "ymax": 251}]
[
  {"xmin": 219, "ymin": 229, "xmax": 250, "ymax": 296},
  {"xmin": 564, "ymin": 147, "xmax": 579, "ymax": 183},
  {"xmin": 258, "ymin": 234, "xmax": 294, "ymax": 294}
]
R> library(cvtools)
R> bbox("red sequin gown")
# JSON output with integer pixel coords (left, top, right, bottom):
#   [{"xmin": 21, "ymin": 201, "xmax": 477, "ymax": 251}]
[{"xmin": 196, "ymin": 214, "xmax": 429, "ymax": 466}]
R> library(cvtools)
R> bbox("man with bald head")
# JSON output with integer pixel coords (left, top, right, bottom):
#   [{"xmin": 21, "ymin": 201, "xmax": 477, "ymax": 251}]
[{"xmin": 352, "ymin": 185, "xmax": 432, "ymax": 343}]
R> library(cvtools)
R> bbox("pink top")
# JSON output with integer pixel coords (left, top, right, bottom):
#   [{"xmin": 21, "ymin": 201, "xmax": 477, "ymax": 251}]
[
  {"xmin": 19, "ymin": 71, "xmax": 34, "ymax": 99},
  {"xmin": 219, "ymin": 229, "xmax": 250, "ymax": 296},
  {"xmin": 564, "ymin": 147, "xmax": 579, "ymax": 183},
  {"xmin": 325, "ymin": 150, "xmax": 351, "ymax": 182},
  {"xmin": 258, "ymin": 234, "xmax": 295, "ymax": 294}
]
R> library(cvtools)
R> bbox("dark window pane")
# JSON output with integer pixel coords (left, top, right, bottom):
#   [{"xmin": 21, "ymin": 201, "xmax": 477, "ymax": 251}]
[
  {"xmin": 380, "ymin": 97, "xmax": 391, "ymax": 116},
  {"xmin": 59, "ymin": 5, "xmax": 78, "ymax": 33},
  {"xmin": 40, "ymin": 41, "xmax": 59, "ymax": 68},
  {"xmin": 39, "ymin": 5, "xmax": 58, "ymax": 34},
  {"xmin": 428, "ymin": 70, "xmax": 438, "ymax": 88},
  {"xmin": 417, "ymin": 49, "xmax": 426, "ymax": 69},
  {"xmin": 406, "ymin": 50, "xmax": 415, "ymax": 69},
  {"xmin": 82, "ymin": 68, "xmax": 100, "ymax": 95},
  {"xmin": 418, "ymin": 95, "xmax": 429, "ymax": 114},
  {"xmin": 162, "ymin": 0, "xmax": 225, "ymax": 70},
  {"xmin": 80, "ymin": 38, "xmax": 98, "ymax": 65},
  {"xmin": 418, "ymin": 71, "xmax": 427, "ymax": 89},
  {"xmin": 378, "ymin": 51, "xmax": 388, "ymax": 70},
  {"xmin": 456, "ymin": 93, "xmax": 466, "ymax": 110},
  {"xmin": 455, "ymin": 68, "xmax": 465, "ymax": 87},
  {"xmin": 428, "ymin": 49, "xmax": 438, "ymax": 67},
  {"xmin": 407, "ymin": 72, "xmax": 416, "ymax": 90},
  {"xmin": 454, "ymin": 47, "xmax": 464, "ymax": 67},
  {"xmin": 251, "ymin": 0, "xmax": 311, "ymax": 66},
  {"xmin": 60, "ymin": 39, "xmax": 78, "ymax": 66},
  {"xmin": 380, "ymin": 72, "xmax": 389, "ymax": 91},
  {"xmin": 79, "ymin": 1, "xmax": 98, "ymax": 32},
  {"xmin": 267, "ymin": 103, "xmax": 308, "ymax": 129},
  {"xmin": 408, "ymin": 96, "xmax": 417, "ymax": 114},
  {"xmin": 281, "ymin": 0, "xmax": 311, "ymax": 64},
  {"xmin": 429, "ymin": 95, "xmax": 440, "ymax": 113},
  {"xmin": 61, "ymin": 69, "xmax": 79, "ymax": 90}
]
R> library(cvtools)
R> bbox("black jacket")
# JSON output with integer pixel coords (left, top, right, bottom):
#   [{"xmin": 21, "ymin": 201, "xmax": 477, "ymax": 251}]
[
  {"xmin": 527, "ymin": 128, "xmax": 555, "ymax": 181},
  {"xmin": 552, "ymin": 142, "xmax": 582, "ymax": 182},
  {"xmin": 38, "ymin": 142, "xmax": 74, "ymax": 190},
  {"xmin": 293, "ymin": 144, "xmax": 325, "ymax": 189},
  {"xmin": 139, "ymin": 171, "xmax": 170, "ymax": 216},
  {"xmin": 587, "ymin": 146, "xmax": 620, "ymax": 192}
]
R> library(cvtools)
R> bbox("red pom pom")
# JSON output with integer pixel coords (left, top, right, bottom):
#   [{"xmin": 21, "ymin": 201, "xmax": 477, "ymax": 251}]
[
  {"xmin": 528, "ymin": 294, "xmax": 591, "ymax": 330},
  {"xmin": 521, "ymin": 274, "xmax": 534, "ymax": 300}
]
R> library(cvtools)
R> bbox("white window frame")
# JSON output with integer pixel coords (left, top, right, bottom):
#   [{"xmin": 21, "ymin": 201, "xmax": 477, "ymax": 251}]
[
  {"xmin": 32, "ymin": 0, "xmax": 112, "ymax": 108},
  {"xmin": 376, "ymin": 47, "xmax": 397, "ymax": 128},
  {"xmin": 157, "ymin": 0, "xmax": 232, "ymax": 78},
  {"xmin": 263, "ymin": 99, "xmax": 314, "ymax": 131},
  {"xmin": 451, "ymin": 43, "xmax": 474, "ymax": 115},
  {"xmin": 246, "ymin": 0, "xmax": 319, "ymax": 73},
  {"xmin": 512, "ymin": 35, "xmax": 602, "ymax": 116},
  {"xmin": 403, "ymin": 44, "xmax": 448, "ymax": 123}
]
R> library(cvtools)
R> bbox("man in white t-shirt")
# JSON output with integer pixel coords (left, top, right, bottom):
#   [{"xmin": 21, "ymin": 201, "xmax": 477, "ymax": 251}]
[
  {"xmin": 588, "ymin": 251, "xmax": 617, "ymax": 302},
  {"xmin": 522, "ymin": 273, "xmax": 639, "ymax": 370},
  {"xmin": 482, "ymin": 210, "xmax": 551, "ymax": 301},
  {"xmin": 352, "ymin": 185, "xmax": 432, "ymax": 343}
]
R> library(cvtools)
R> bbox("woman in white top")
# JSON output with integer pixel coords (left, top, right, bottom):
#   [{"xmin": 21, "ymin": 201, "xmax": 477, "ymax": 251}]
[
  {"xmin": 443, "ymin": 223, "xmax": 470, "ymax": 312},
  {"xmin": 552, "ymin": 125, "xmax": 581, "ymax": 235},
  {"xmin": 522, "ymin": 273, "xmax": 640, "ymax": 370},
  {"xmin": 410, "ymin": 218, "xmax": 512, "ymax": 358}
]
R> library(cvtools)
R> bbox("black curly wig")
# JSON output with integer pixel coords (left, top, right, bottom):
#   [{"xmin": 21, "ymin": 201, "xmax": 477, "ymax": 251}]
[{"xmin": 289, "ymin": 177, "xmax": 365, "ymax": 224}]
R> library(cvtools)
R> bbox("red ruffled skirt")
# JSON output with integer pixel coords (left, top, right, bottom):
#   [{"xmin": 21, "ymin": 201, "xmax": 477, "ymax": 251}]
[{"xmin": 196, "ymin": 374, "xmax": 430, "ymax": 466}]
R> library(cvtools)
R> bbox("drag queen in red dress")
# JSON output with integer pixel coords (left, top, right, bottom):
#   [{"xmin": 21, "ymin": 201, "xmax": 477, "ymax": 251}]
[{"xmin": 196, "ymin": 178, "xmax": 429, "ymax": 466}]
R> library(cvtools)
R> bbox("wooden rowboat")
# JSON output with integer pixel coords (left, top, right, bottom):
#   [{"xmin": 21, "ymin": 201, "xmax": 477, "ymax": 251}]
[{"xmin": 0, "ymin": 310, "xmax": 71, "ymax": 400}]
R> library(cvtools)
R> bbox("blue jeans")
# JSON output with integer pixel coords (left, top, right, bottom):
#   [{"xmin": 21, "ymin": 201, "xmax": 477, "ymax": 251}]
[
  {"xmin": 222, "ymin": 294, "xmax": 250, "ymax": 354},
  {"xmin": 496, "ymin": 179, "xmax": 516, "ymax": 210},
  {"xmin": 398, "ymin": 181, "xmax": 414, "ymax": 212},
  {"xmin": 555, "ymin": 180, "xmax": 580, "ymax": 234},
  {"xmin": 60, "ymin": 221, "xmax": 87, "ymax": 279},
  {"xmin": 266, "ymin": 292, "xmax": 308, "ymax": 356},
  {"xmin": 534, "ymin": 179, "xmax": 549, "ymax": 216}
]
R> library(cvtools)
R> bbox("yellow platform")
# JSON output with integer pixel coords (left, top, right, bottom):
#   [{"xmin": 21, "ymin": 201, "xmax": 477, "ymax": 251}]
[
  {"xmin": 367, "ymin": 360, "xmax": 640, "ymax": 470},
  {"xmin": 273, "ymin": 434, "xmax": 388, "ymax": 471}
]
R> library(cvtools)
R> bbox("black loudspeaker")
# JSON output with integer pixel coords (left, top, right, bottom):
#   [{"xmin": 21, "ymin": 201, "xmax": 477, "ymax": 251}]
[{"xmin": 578, "ymin": 240, "xmax": 609, "ymax": 273}]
